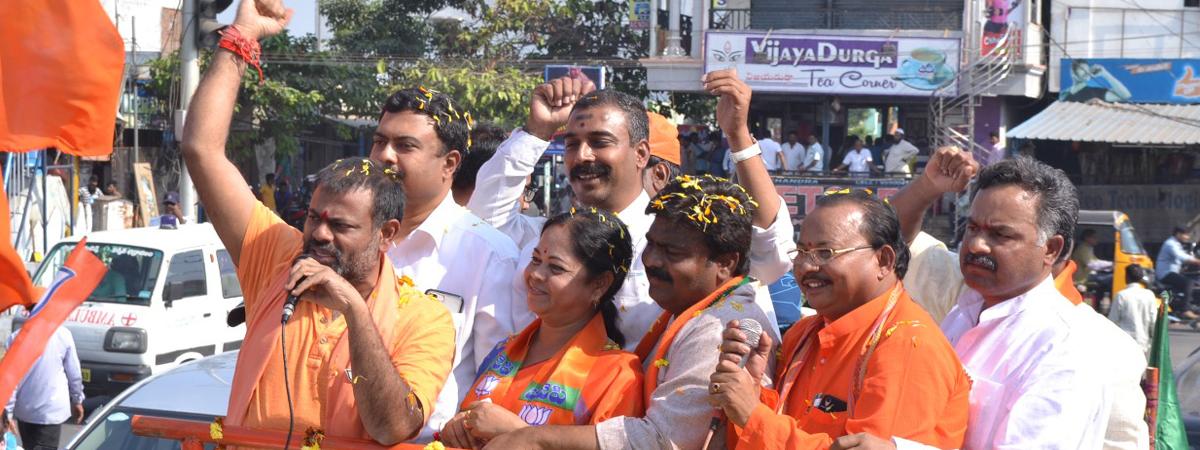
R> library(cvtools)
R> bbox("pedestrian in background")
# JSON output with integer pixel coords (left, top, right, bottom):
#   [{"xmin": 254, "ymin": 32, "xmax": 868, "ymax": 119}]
[
  {"xmin": 1108, "ymin": 264, "xmax": 1158, "ymax": 358},
  {"xmin": 5, "ymin": 326, "xmax": 85, "ymax": 450}
]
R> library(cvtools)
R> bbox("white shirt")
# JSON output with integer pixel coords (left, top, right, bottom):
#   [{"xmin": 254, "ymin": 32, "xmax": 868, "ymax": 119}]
[
  {"xmin": 758, "ymin": 138, "xmax": 783, "ymax": 171},
  {"xmin": 884, "ymin": 139, "xmax": 919, "ymax": 174},
  {"xmin": 781, "ymin": 142, "xmax": 805, "ymax": 171},
  {"xmin": 470, "ymin": 129, "xmax": 796, "ymax": 350},
  {"xmin": 934, "ymin": 278, "xmax": 1112, "ymax": 449},
  {"xmin": 904, "ymin": 233, "xmax": 1144, "ymax": 449},
  {"xmin": 1109, "ymin": 283, "xmax": 1158, "ymax": 358},
  {"xmin": 387, "ymin": 193, "xmax": 520, "ymax": 442},
  {"xmin": 842, "ymin": 148, "xmax": 873, "ymax": 173},
  {"xmin": 6, "ymin": 327, "xmax": 84, "ymax": 425},
  {"xmin": 802, "ymin": 143, "xmax": 824, "ymax": 172}
]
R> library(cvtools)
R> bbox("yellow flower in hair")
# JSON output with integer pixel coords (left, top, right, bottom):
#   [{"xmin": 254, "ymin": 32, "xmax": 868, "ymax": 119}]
[
  {"xmin": 653, "ymin": 358, "xmax": 670, "ymax": 368},
  {"xmin": 680, "ymin": 177, "xmax": 702, "ymax": 191},
  {"xmin": 424, "ymin": 442, "xmax": 447, "ymax": 450}
]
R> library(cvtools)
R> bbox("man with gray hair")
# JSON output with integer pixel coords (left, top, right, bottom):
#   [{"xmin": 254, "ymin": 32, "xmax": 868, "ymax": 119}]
[{"xmin": 834, "ymin": 154, "xmax": 1115, "ymax": 449}]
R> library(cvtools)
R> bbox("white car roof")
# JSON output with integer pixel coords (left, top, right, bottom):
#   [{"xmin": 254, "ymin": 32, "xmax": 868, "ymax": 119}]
[
  {"xmin": 64, "ymin": 223, "xmax": 226, "ymax": 253},
  {"xmin": 117, "ymin": 350, "xmax": 238, "ymax": 416}
]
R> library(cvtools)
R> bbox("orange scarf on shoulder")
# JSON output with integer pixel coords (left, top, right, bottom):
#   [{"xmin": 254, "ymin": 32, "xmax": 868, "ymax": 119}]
[
  {"xmin": 462, "ymin": 314, "xmax": 617, "ymax": 425},
  {"xmin": 635, "ymin": 276, "xmax": 749, "ymax": 405}
]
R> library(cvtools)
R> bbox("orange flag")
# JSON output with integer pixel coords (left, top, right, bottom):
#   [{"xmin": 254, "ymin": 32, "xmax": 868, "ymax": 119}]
[
  {"xmin": 0, "ymin": 173, "xmax": 39, "ymax": 313},
  {"xmin": 0, "ymin": 239, "xmax": 106, "ymax": 407},
  {"xmin": 0, "ymin": 0, "xmax": 124, "ymax": 155}
]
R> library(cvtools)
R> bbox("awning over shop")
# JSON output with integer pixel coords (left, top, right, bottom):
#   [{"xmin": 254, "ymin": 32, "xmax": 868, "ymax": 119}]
[{"xmin": 1007, "ymin": 100, "xmax": 1200, "ymax": 145}]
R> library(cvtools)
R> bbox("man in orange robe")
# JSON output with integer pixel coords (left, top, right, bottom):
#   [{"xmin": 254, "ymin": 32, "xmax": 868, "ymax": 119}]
[
  {"xmin": 180, "ymin": 0, "xmax": 454, "ymax": 444},
  {"xmin": 709, "ymin": 190, "xmax": 971, "ymax": 449}
]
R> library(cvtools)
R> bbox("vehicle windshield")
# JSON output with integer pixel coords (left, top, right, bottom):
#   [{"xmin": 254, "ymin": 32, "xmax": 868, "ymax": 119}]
[
  {"xmin": 72, "ymin": 407, "xmax": 217, "ymax": 450},
  {"xmin": 1117, "ymin": 221, "xmax": 1146, "ymax": 256},
  {"xmin": 34, "ymin": 243, "xmax": 164, "ymax": 306}
]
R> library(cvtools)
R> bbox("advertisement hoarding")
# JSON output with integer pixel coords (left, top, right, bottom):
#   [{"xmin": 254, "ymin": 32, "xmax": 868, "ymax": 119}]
[
  {"xmin": 1059, "ymin": 58, "xmax": 1200, "ymax": 104},
  {"xmin": 704, "ymin": 31, "xmax": 961, "ymax": 96}
]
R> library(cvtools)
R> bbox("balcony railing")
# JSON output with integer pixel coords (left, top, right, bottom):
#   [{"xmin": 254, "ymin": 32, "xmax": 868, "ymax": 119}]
[
  {"xmin": 710, "ymin": 8, "xmax": 752, "ymax": 30},
  {"xmin": 719, "ymin": 6, "xmax": 961, "ymax": 31}
]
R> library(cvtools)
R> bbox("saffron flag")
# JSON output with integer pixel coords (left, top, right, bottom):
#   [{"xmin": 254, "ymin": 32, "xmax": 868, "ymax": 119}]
[
  {"xmin": 1150, "ymin": 293, "xmax": 1189, "ymax": 450},
  {"xmin": 0, "ymin": 240, "xmax": 106, "ymax": 408},
  {"xmin": 0, "ymin": 173, "xmax": 38, "ymax": 313},
  {"xmin": 0, "ymin": 0, "xmax": 124, "ymax": 155}
]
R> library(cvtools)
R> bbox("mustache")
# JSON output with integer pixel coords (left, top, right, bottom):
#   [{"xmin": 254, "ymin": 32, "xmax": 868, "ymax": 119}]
[
  {"xmin": 800, "ymin": 273, "xmax": 831, "ymax": 285},
  {"xmin": 646, "ymin": 266, "xmax": 673, "ymax": 283},
  {"xmin": 303, "ymin": 240, "xmax": 346, "ymax": 274},
  {"xmin": 570, "ymin": 162, "xmax": 611, "ymax": 180},
  {"xmin": 964, "ymin": 253, "xmax": 997, "ymax": 272}
]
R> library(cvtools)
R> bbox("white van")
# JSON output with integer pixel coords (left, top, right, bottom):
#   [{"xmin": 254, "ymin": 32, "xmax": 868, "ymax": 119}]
[{"xmin": 16, "ymin": 223, "xmax": 245, "ymax": 397}]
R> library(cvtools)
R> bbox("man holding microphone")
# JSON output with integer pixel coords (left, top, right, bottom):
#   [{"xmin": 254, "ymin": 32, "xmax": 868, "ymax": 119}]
[{"xmin": 180, "ymin": 0, "xmax": 455, "ymax": 444}]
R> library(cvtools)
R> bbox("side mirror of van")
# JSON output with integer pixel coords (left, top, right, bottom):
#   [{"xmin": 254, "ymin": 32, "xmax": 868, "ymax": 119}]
[{"xmin": 164, "ymin": 283, "xmax": 179, "ymax": 308}]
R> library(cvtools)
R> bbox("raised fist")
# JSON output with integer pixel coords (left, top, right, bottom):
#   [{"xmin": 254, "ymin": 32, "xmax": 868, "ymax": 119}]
[{"xmin": 525, "ymin": 75, "xmax": 597, "ymax": 141}]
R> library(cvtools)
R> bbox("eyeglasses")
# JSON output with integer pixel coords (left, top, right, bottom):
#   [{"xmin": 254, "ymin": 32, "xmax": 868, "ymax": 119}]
[
  {"xmin": 522, "ymin": 183, "xmax": 540, "ymax": 203},
  {"xmin": 789, "ymin": 245, "xmax": 874, "ymax": 266}
]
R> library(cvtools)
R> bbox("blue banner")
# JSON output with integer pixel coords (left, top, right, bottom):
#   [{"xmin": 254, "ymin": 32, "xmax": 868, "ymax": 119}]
[{"xmin": 1060, "ymin": 58, "xmax": 1200, "ymax": 104}]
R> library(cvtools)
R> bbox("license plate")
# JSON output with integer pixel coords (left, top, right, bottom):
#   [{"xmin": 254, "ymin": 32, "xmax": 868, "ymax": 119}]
[{"xmin": 81, "ymin": 368, "xmax": 91, "ymax": 383}]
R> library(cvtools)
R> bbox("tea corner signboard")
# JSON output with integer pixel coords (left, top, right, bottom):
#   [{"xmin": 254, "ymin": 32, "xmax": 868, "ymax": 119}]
[{"xmin": 704, "ymin": 31, "xmax": 961, "ymax": 97}]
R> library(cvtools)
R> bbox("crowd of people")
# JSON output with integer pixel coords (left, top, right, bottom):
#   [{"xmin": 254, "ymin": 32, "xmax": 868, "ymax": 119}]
[
  {"xmin": 3, "ymin": 0, "xmax": 1175, "ymax": 449},
  {"xmin": 679, "ymin": 125, "xmax": 951, "ymax": 178}
]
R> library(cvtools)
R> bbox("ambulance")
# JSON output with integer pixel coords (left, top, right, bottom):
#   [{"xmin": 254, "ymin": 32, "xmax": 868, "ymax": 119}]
[{"xmin": 16, "ymin": 223, "xmax": 245, "ymax": 397}]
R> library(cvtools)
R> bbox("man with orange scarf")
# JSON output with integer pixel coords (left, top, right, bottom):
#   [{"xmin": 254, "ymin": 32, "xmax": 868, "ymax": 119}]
[
  {"xmin": 481, "ymin": 173, "xmax": 779, "ymax": 449},
  {"xmin": 180, "ymin": 0, "xmax": 455, "ymax": 444},
  {"xmin": 707, "ymin": 190, "xmax": 971, "ymax": 449}
]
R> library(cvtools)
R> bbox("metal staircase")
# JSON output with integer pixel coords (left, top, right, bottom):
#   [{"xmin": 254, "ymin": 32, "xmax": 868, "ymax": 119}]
[{"xmin": 928, "ymin": 30, "xmax": 1017, "ymax": 152}]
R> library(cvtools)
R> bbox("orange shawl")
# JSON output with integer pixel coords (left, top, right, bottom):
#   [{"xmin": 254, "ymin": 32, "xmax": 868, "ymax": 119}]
[
  {"xmin": 462, "ymin": 314, "xmax": 643, "ymax": 425},
  {"xmin": 635, "ymin": 276, "xmax": 749, "ymax": 405}
]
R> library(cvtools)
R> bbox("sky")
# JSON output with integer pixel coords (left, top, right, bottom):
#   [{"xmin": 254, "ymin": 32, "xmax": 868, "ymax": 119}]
[{"xmin": 218, "ymin": 0, "xmax": 321, "ymax": 37}]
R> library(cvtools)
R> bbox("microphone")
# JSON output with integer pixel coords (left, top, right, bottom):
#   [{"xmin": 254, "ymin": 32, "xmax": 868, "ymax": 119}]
[
  {"xmin": 734, "ymin": 319, "xmax": 763, "ymax": 369},
  {"xmin": 704, "ymin": 319, "xmax": 764, "ymax": 445},
  {"xmin": 281, "ymin": 254, "xmax": 311, "ymax": 325}
]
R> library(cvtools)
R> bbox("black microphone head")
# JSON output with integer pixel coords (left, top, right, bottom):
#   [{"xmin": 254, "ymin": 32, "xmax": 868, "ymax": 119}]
[{"xmin": 738, "ymin": 319, "xmax": 763, "ymax": 349}]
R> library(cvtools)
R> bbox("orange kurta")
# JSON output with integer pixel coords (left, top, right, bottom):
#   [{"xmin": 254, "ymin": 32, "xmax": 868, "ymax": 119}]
[
  {"xmin": 1055, "ymin": 260, "xmax": 1085, "ymax": 305},
  {"xmin": 226, "ymin": 203, "xmax": 456, "ymax": 441},
  {"xmin": 735, "ymin": 284, "xmax": 971, "ymax": 449},
  {"xmin": 461, "ymin": 315, "xmax": 644, "ymax": 425}
]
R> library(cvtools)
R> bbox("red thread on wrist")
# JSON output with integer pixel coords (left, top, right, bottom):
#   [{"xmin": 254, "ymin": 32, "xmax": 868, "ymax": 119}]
[{"xmin": 218, "ymin": 26, "xmax": 264, "ymax": 83}]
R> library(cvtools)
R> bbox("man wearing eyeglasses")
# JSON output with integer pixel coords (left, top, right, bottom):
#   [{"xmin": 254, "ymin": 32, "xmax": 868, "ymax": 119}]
[{"xmin": 707, "ymin": 189, "xmax": 970, "ymax": 450}]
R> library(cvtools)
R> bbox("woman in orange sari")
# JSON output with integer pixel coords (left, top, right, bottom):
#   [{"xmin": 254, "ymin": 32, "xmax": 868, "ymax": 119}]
[{"xmin": 439, "ymin": 208, "xmax": 644, "ymax": 448}]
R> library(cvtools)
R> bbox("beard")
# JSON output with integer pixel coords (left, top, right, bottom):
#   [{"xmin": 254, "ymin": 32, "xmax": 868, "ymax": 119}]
[{"xmin": 303, "ymin": 235, "xmax": 380, "ymax": 285}]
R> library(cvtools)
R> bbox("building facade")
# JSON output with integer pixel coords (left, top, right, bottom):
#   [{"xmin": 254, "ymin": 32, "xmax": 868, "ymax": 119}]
[{"xmin": 643, "ymin": 0, "xmax": 1046, "ymax": 165}]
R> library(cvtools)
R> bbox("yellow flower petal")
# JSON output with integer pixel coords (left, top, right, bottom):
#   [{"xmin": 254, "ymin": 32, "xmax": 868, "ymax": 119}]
[
  {"xmin": 653, "ymin": 358, "xmax": 670, "ymax": 368},
  {"xmin": 209, "ymin": 418, "xmax": 224, "ymax": 440}
]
